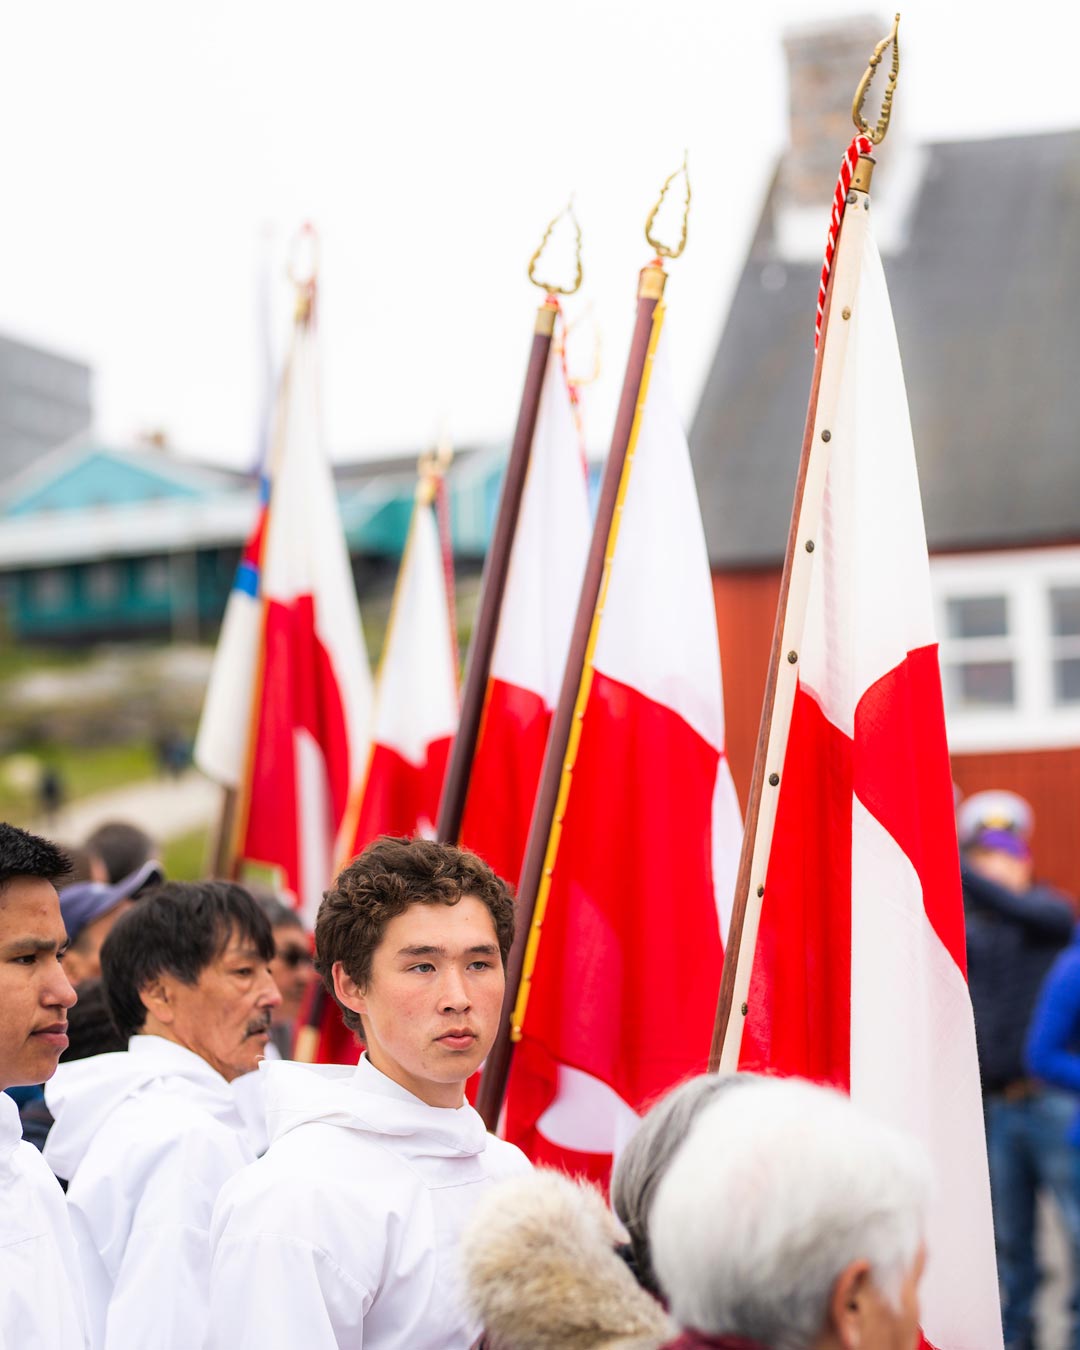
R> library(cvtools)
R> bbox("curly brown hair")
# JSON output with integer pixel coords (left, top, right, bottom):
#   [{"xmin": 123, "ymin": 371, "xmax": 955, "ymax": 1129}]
[{"xmin": 315, "ymin": 836, "xmax": 515, "ymax": 1032}]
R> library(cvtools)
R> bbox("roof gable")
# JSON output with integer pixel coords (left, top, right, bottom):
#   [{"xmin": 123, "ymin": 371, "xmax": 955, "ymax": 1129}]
[
  {"xmin": 1, "ymin": 444, "xmax": 237, "ymax": 517},
  {"xmin": 690, "ymin": 129, "xmax": 1080, "ymax": 567}
]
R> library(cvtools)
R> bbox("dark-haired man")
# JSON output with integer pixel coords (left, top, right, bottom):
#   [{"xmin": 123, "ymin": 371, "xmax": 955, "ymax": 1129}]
[
  {"xmin": 209, "ymin": 836, "xmax": 531, "ymax": 1350},
  {"xmin": 44, "ymin": 881, "xmax": 280, "ymax": 1350},
  {"xmin": 0, "ymin": 822, "xmax": 87, "ymax": 1348},
  {"xmin": 83, "ymin": 820, "xmax": 157, "ymax": 886},
  {"xmin": 59, "ymin": 858, "xmax": 164, "ymax": 988},
  {"xmin": 250, "ymin": 889, "xmax": 316, "ymax": 1057}
]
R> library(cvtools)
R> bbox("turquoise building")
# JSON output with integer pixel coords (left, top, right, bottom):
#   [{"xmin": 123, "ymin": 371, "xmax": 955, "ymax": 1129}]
[{"xmin": 0, "ymin": 439, "xmax": 508, "ymax": 643}]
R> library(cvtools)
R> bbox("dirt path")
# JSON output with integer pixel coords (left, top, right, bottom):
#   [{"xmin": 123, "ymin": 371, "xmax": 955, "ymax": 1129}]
[{"xmin": 33, "ymin": 769, "xmax": 220, "ymax": 846}]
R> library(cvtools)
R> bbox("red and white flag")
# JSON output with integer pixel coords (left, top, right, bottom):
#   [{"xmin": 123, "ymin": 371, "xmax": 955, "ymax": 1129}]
[
  {"xmin": 459, "ymin": 343, "xmax": 590, "ymax": 887},
  {"xmin": 235, "ymin": 294, "xmax": 374, "ymax": 924},
  {"xmin": 346, "ymin": 486, "xmax": 459, "ymax": 853},
  {"xmin": 731, "ymin": 192, "xmax": 1001, "ymax": 1348},
  {"xmin": 504, "ymin": 314, "xmax": 742, "ymax": 1184}
]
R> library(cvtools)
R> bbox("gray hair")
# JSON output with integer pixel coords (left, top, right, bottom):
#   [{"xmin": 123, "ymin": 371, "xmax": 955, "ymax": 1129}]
[
  {"xmin": 610, "ymin": 1072, "xmax": 754, "ymax": 1297},
  {"xmin": 651, "ymin": 1077, "xmax": 929, "ymax": 1348}
]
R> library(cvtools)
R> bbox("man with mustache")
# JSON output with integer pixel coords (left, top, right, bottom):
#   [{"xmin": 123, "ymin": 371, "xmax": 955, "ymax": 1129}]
[
  {"xmin": 44, "ymin": 880, "xmax": 280, "ymax": 1349},
  {"xmin": 0, "ymin": 822, "xmax": 86, "ymax": 1348},
  {"xmin": 208, "ymin": 836, "xmax": 532, "ymax": 1350}
]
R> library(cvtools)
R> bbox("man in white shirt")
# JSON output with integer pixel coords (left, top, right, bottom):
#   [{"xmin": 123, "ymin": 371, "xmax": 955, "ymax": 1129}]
[
  {"xmin": 0, "ymin": 822, "xmax": 87, "ymax": 1349},
  {"xmin": 209, "ymin": 836, "xmax": 532, "ymax": 1350},
  {"xmin": 44, "ymin": 880, "xmax": 281, "ymax": 1349}
]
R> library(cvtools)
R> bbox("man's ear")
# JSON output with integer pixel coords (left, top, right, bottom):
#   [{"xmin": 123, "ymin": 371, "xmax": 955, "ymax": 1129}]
[
  {"xmin": 139, "ymin": 974, "xmax": 175, "ymax": 1027},
  {"xmin": 333, "ymin": 961, "xmax": 367, "ymax": 1018},
  {"xmin": 829, "ymin": 1259, "xmax": 872, "ymax": 1348}
]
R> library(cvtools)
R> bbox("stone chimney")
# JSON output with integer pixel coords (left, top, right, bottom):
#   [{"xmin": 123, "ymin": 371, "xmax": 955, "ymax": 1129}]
[{"xmin": 780, "ymin": 16, "xmax": 892, "ymax": 210}]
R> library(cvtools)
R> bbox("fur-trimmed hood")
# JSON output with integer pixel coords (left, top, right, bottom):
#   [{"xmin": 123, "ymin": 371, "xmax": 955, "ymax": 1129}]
[{"xmin": 462, "ymin": 1167, "xmax": 674, "ymax": 1350}]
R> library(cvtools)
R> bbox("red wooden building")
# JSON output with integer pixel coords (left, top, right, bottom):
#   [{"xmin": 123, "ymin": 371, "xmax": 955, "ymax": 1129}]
[{"xmin": 690, "ymin": 21, "xmax": 1080, "ymax": 896}]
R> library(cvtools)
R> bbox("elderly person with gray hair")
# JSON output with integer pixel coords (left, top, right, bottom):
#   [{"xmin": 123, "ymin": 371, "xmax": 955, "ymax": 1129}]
[
  {"xmin": 650, "ymin": 1076, "xmax": 930, "ymax": 1350},
  {"xmin": 462, "ymin": 1073, "xmax": 751, "ymax": 1349},
  {"xmin": 611, "ymin": 1071, "xmax": 755, "ymax": 1299}
]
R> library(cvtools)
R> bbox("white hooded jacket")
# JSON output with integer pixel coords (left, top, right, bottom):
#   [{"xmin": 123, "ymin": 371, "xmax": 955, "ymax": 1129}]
[
  {"xmin": 208, "ymin": 1054, "xmax": 532, "ymax": 1350},
  {"xmin": 0, "ymin": 1091, "xmax": 88, "ymax": 1349},
  {"xmin": 43, "ymin": 1035, "xmax": 255, "ymax": 1350}
]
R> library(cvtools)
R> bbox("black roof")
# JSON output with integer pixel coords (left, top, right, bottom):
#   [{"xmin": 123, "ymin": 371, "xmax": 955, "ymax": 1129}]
[{"xmin": 690, "ymin": 129, "xmax": 1080, "ymax": 568}]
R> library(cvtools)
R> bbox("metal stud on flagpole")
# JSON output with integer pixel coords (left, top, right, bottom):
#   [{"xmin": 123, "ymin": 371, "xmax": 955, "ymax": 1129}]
[{"xmin": 710, "ymin": 18, "xmax": 901, "ymax": 1072}]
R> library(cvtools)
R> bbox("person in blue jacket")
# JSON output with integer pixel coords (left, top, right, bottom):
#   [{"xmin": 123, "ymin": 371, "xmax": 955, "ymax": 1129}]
[
  {"xmin": 959, "ymin": 790, "xmax": 1077, "ymax": 1350},
  {"xmin": 1027, "ymin": 915, "xmax": 1080, "ymax": 1350}
]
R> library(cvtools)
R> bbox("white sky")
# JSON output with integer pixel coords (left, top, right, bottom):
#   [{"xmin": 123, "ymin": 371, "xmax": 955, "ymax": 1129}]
[{"xmin": 1, "ymin": 0, "xmax": 1077, "ymax": 469}]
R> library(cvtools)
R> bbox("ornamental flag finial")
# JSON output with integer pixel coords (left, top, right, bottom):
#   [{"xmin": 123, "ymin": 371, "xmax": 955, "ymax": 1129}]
[
  {"xmin": 645, "ymin": 151, "xmax": 691, "ymax": 260},
  {"xmin": 527, "ymin": 200, "xmax": 583, "ymax": 297},
  {"xmin": 852, "ymin": 12, "xmax": 901, "ymax": 146}
]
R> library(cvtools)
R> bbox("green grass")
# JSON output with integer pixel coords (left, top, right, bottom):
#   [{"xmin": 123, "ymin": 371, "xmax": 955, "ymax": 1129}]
[
  {"xmin": 0, "ymin": 741, "xmax": 158, "ymax": 824},
  {"xmin": 163, "ymin": 825, "xmax": 211, "ymax": 881},
  {"xmin": 0, "ymin": 642, "xmax": 86, "ymax": 683}
]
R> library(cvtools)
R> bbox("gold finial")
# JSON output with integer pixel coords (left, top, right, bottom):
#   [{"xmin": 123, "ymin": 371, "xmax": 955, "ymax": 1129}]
[
  {"xmin": 417, "ymin": 431, "xmax": 453, "ymax": 506},
  {"xmin": 645, "ymin": 152, "xmax": 691, "ymax": 260},
  {"xmin": 527, "ymin": 200, "xmax": 583, "ymax": 297},
  {"xmin": 852, "ymin": 13, "xmax": 901, "ymax": 146},
  {"xmin": 288, "ymin": 222, "xmax": 320, "ymax": 322}
]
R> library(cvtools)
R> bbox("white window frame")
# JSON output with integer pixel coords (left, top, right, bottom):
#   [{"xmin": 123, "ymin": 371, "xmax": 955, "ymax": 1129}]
[{"xmin": 931, "ymin": 545, "xmax": 1080, "ymax": 752}]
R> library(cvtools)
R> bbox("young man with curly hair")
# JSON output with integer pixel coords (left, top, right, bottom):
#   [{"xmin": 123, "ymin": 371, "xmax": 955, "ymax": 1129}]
[{"xmin": 208, "ymin": 836, "xmax": 531, "ymax": 1350}]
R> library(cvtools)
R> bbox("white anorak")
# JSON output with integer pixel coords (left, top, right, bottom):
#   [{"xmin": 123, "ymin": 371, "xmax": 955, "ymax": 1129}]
[
  {"xmin": 0, "ymin": 1090, "xmax": 88, "ymax": 1349},
  {"xmin": 208, "ymin": 1054, "xmax": 531, "ymax": 1350},
  {"xmin": 43, "ymin": 1035, "xmax": 255, "ymax": 1350}
]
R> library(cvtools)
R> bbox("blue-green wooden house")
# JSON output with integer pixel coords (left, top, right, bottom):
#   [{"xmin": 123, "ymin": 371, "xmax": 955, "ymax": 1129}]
[{"xmin": 0, "ymin": 439, "xmax": 508, "ymax": 643}]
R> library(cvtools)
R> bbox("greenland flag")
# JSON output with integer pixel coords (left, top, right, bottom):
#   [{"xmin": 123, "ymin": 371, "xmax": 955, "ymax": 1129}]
[
  {"xmin": 738, "ymin": 217, "xmax": 1001, "ymax": 1348},
  {"xmin": 194, "ymin": 478, "xmax": 269, "ymax": 788},
  {"xmin": 504, "ymin": 322, "xmax": 742, "ymax": 1184},
  {"xmin": 460, "ymin": 344, "xmax": 590, "ymax": 887},
  {"xmin": 237, "ymin": 305, "xmax": 373, "ymax": 924},
  {"xmin": 347, "ymin": 493, "xmax": 459, "ymax": 854}
]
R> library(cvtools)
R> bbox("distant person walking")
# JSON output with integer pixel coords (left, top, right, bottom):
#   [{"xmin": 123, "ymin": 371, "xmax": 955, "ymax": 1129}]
[{"xmin": 38, "ymin": 765, "xmax": 64, "ymax": 825}]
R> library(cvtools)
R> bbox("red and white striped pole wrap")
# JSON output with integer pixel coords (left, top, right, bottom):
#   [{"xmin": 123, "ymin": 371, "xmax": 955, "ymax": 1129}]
[{"xmin": 814, "ymin": 134, "xmax": 874, "ymax": 349}]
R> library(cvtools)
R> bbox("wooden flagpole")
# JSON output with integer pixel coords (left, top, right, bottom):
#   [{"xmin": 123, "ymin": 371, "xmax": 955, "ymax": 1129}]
[
  {"xmin": 476, "ymin": 161, "xmax": 692, "ymax": 1131},
  {"xmin": 710, "ymin": 20, "xmax": 901, "ymax": 1072},
  {"xmin": 436, "ymin": 207, "xmax": 583, "ymax": 844}
]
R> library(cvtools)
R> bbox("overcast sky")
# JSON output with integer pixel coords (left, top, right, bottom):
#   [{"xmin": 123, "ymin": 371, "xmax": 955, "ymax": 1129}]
[{"xmin": 2, "ymin": 0, "xmax": 1077, "ymax": 468}]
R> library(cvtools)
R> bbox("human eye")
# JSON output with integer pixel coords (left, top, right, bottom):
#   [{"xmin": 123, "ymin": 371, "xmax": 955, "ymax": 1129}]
[
  {"xmin": 468, "ymin": 959, "xmax": 494, "ymax": 971},
  {"xmin": 409, "ymin": 962, "xmax": 436, "ymax": 974},
  {"xmin": 12, "ymin": 953, "xmax": 37, "ymax": 966},
  {"xmin": 232, "ymin": 966, "xmax": 256, "ymax": 978}
]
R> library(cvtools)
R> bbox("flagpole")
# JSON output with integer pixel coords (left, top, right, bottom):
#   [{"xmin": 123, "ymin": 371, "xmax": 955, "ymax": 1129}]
[
  {"xmin": 436, "ymin": 208, "xmax": 583, "ymax": 845},
  {"xmin": 709, "ymin": 20, "xmax": 901, "ymax": 1073},
  {"xmin": 476, "ymin": 163, "xmax": 691, "ymax": 1131},
  {"xmin": 207, "ymin": 788, "xmax": 238, "ymax": 878}
]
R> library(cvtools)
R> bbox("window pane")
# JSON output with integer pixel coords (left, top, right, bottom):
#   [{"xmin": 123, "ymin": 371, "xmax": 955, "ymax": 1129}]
[
  {"xmin": 32, "ymin": 569, "xmax": 69, "ymax": 610},
  {"xmin": 141, "ymin": 558, "xmax": 170, "ymax": 600},
  {"xmin": 1054, "ymin": 657, "xmax": 1080, "ymax": 705},
  {"xmin": 947, "ymin": 660, "xmax": 1015, "ymax": 708},
  {"xmin": 945, "ymin": 595, "xmax": 1008, "ymax": 639},
  {"xmin": 1050, "ymin": 587, "xmax": 1080, "ymax": 638},
  {"xmin": 85, "ymin": 563, "xmax": 120, "ymax": 605}
]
